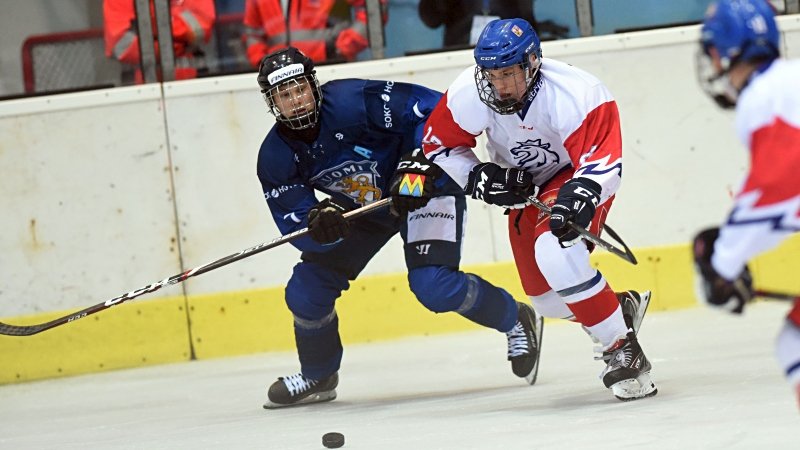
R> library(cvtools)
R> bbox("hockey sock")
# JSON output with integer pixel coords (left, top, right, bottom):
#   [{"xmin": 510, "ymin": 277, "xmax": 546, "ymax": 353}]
[
  {"xmin": 294, "ymin": 314, "xmax": 343, "ymax": 381},
  {"xmin": 408, "ymin": 266, "xmax": 517, "ymax": 332},
  {"xmin": 457, "ymin": 274, "xmax": 518, "ymax": 332},
  {"xmin": 566, "ymin": 284, "xmax": 628, "ymax": 347}
]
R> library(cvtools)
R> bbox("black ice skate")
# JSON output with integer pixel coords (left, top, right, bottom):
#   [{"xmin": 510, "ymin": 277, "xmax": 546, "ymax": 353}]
[
  {"xmin": 583, "ymin": 290, "xmax": 651, "ymax": 343},
  {"xmin": 618, "ymin": 290, "xmax": 651, "ymax": 333},
  {"xmin": 506, "ymin": 302, "xmax": 543, "ymax": 385},
  {"xmin": 263, "ymin": 372, "xmax": 338, "ymax": 409},
  {"xmin": 599, "ymin": 332, "xmax": 657, "ymax": 401}
]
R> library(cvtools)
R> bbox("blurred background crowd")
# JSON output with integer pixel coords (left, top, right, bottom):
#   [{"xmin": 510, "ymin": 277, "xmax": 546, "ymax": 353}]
[{"xmin": 0, "ymin": 0, "xmax": 794, "ymax": 98}]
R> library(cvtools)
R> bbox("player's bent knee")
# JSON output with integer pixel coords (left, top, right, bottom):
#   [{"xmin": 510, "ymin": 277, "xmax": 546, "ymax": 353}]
[
  {"xmin": 286, "ymin": 262, "xmax": 348, "ymax": 319},
  {"xmin": 408, "ymin": 266, "xmax": 465, "ymax": 313},
  {"xmin": 534, "ymin": 232, "xmax": 594, "ymax": 289}
]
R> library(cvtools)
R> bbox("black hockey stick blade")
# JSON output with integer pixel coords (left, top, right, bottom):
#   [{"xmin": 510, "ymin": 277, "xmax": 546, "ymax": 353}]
[
  {"xmin": 598, "ymin": 223, "xmax": 638, "ymax": 265},
  {"xmin": 526, "ymin": 195, "xmax": 638, "ymax": 265},
  {"xmin": 0, "ymin": 198, "xmax": 391, "ymax": 337}
]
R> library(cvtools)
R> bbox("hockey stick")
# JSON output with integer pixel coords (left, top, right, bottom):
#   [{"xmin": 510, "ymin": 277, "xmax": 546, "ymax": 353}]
[
  {"xmin": 526, "ymin": 196, "xmax": 638, "ymax": 265},
  {"xmin": 754, "ymin": 289, "xmax": 797, "ymax": 301},
  {"xmin": 0, "ymin": 198, "xmax": 392, "ymax": 337}
]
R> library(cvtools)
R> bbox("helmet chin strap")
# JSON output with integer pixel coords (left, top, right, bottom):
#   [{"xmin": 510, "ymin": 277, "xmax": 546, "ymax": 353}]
[{"xmin": 523, "ymin": 58, "xmax": 542, "ymax": 101}]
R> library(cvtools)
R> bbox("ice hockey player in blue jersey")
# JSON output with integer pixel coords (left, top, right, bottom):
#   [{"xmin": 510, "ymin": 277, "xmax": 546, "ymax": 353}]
[{"xmin": 256, "ymin": 47, "xmax": 543, "ymax": 409}]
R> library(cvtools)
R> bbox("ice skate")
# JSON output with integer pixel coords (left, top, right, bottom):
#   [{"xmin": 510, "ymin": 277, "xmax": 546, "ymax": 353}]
[
  {"xmin": 263, "ymin": 372, "xmax": 338, "ymax": 409},
  {"xmin": 618, "ymin": 290, "xmax": 651, "ymax": 333},
  {"xmin": 506, "ymin": 302, "xmax": 544, "ymax": 385},
  {"xmin": 599, "ymin": 332, "xmax": 657, "ymax": 401},
  {"xmin": 583, "ymin": 290, "xmax": 651, "ymax": 343}
]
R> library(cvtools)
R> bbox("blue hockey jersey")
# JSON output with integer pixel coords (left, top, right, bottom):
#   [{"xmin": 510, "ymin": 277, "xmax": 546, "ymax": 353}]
[{"xmin": 257, "ymin": 78, "xmax": 445, "ymax": 252}]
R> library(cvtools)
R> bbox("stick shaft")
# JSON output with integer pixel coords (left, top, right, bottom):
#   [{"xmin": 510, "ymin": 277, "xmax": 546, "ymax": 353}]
[
  {"xmin": 0, "ymin": 198, "xmax": 391, "ymax": 336},
  {"xmin": 525, "ymin": 196, "xmax": 638, "ymax": 265},
  {"xmin": 754, "ymin": 290, "xmax": 797, "ymax": 301}
]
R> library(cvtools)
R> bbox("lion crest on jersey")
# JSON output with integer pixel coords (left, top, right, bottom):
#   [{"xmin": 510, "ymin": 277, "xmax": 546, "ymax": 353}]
[
  {"xmin": 510, "ymin": 138, "xmax": 559, "ymax": 169},
  {"xmin": 310, "ymin": 160, "xmax": 383, "ymax": 205}
]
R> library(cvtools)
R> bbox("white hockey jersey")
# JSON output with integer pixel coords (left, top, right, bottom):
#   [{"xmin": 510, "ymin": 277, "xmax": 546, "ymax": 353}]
[
  {"xmin": 711, "ymin": 59, "xmax": 800, "ymax": 280},
  {"xmin": 421, "ymin": 57, "xmax": 623, "ymax": 205}
]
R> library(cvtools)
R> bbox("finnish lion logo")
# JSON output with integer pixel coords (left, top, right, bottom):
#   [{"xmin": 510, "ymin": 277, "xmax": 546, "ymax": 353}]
[{"xmin": 310, "ymin": 160, "xmax": 383, "ymax": 205}]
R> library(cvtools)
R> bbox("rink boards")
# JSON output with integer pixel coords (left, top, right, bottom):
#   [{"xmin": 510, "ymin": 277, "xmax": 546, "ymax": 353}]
[{"xmin": 2, "ymin": 17, "xmax": 800, "ymax": 383}]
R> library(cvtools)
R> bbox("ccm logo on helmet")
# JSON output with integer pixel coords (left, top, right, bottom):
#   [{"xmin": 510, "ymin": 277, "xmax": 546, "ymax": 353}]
[
  {"xmin": 268, "ymin": 63, "xmax": 304, "ymax": 85},
  {"xmin": 479, "ymin": 56, "xmax": 497, "ymax": 60}
]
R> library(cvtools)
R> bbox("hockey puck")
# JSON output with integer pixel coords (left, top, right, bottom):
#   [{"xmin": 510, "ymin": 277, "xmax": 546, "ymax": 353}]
[{"xmin": 322, "ymin": 432, "xmax": 344, "ymax": 448}]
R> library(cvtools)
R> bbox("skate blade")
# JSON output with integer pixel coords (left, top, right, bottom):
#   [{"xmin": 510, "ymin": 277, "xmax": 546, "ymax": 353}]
[
  {"xmin": 524, "ymin": 314, "xmax": 545, "ymax": 386},
  {"xmin": 262, "ymin": 390, "xmax": 337, "ymax": 410},
  {"xmin": 632, "ymin": 291, "xmax": 651, "ymax": 334},
  {"xmin": 610, "ymin": 372, "xmax": 657, "ymax": 402}
]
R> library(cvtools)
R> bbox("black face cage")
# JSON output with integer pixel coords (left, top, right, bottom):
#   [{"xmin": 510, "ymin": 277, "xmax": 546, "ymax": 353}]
[
  {"xmin": 474, "ymin": 58, "xmax": 540, "ymax": 115},
  {"xmin": 694, "ymin": 49, "xmax": 736, "ymax": 110},
  {"xmin": 262, "ymin": 74, "xmax": 322, "ymax": 130}
]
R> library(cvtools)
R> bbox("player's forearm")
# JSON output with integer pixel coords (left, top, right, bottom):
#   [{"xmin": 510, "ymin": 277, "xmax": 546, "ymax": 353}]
[
  {"xmin": 572, "ymin": 155, "xmax": 622, "ymax": 205},
  {"xmin": 711, "ymin": 220, "xmax": 785, "ymax": 280},
  {"xmin": 423, "ymin": 145, "xmax": 481, "ymax": 189}
]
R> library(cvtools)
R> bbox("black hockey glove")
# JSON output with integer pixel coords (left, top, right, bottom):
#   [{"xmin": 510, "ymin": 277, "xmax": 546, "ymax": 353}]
[
  {"xmin": 464, "ymin": 162, "xmax": 537, "ymax": 208},
  {"xmin": 388, "ymin": 149, "xmax": 443, "ymax": 216},
  {"xmin": 692, "ymin": 227, "xmax": 753, "ymax": 314},
  {"xmin": 307, "ymin": 198, "xmax": 351, "ymax": 245},
  {"xmin": 549, "ymin": 177, "xmax": 601, "ymax": 247}
]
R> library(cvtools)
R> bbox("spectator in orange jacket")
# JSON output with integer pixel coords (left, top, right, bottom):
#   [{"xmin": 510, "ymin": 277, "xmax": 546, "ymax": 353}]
[
  {"xmin": 104, "ymin": 0, "xmax": 216, "ymax": 83},
  {"xmin": 242, "ymin": 0, "xmax": 386, "ymax": 68}
]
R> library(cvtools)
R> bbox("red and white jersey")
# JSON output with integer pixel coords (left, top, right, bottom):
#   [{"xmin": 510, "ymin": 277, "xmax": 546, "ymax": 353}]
[
  {"xmin": 712, "ymin": 59, "xmax": 800, "ymax": 280},
  {"xmin": 421, "ymin": 58, "xmax": 623, "ymax": 205}
]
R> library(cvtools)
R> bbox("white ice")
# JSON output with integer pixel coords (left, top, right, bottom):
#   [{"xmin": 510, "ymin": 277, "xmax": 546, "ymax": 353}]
[{"xmin": 1, "ymin": 303, "xmax": 797, "ymax": 450}]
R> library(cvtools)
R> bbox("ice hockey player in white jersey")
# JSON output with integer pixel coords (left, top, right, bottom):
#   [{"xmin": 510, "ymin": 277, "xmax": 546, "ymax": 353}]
[
  {"xmin": 692, "ymin": 0, "xmax": 800, "ymax": 410},
  {"xmin": 421, "ymin": 18, "xmax": 657, "ymax": 401}
]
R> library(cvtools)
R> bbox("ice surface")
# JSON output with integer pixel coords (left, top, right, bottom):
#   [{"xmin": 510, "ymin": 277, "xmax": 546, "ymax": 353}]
[{"xmin": 1, "ymin": 303, "xmax": 796, "ymax": 449}]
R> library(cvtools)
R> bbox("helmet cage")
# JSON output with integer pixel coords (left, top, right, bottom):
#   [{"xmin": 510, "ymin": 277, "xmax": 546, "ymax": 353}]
[
  {"xmin": 695, "ymin": 0, "xmax": 780, "ymax": 109},
  {"xmin": 262, "ymin": 73, "xmax": 322, "ymax": 130},
  {"xmin": 474, "ymin": 55, "xmax": 542, "ymax": 115},
  {"xmin": 694, "ymin": 49, "xmax": 739, "ymax": 109}
]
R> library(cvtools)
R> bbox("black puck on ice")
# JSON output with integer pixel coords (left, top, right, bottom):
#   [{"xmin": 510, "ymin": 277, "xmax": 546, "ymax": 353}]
[{"xmin": 322, "ymin": 432, "xmax": 345, "ymax": 448}]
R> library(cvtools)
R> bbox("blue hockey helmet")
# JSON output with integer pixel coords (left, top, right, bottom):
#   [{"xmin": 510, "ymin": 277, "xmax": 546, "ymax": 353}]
[
  {"xmin": 257, "ymin": 47, "xmax": 323, "ymax": 130},
  {"xmin": 473, "ymin": 19, "xmax": 543, "ymax": 114},
  {"xmin": 696, "ymin": 0, "xmax": 780, "ymax": 108},
  {"xmin": 700, "ymin": 0, "xmax": 779, "ymax": 69}
]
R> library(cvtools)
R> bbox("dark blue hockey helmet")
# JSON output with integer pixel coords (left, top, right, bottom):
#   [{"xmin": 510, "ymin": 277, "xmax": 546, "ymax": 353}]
[
  {"xmin": 473, "ymin": 19, "xmax": 543, "ymax": 114},
  {"xmin": 257, "ymin": 47, "xmax": 323, "ymax": 130},
  {"xmin": 696, "ymin": 0, "xmax": 780, "ymax": 108}
]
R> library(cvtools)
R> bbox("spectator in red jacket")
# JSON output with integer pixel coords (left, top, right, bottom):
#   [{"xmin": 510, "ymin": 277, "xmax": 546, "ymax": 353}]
[
  {"xmin": 242, "ymin": 0, "xmax": 385, "ymax": 68},
  {"xmin": 104, "ymin": 0, "xmax": 216, "ymax": 83}
]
